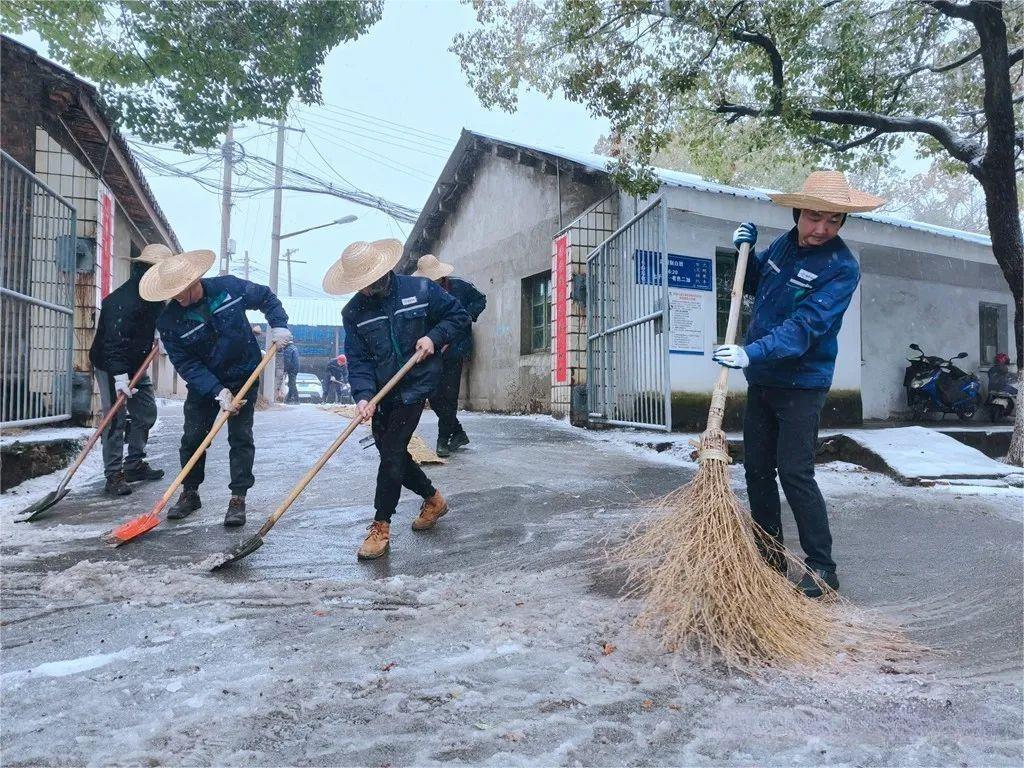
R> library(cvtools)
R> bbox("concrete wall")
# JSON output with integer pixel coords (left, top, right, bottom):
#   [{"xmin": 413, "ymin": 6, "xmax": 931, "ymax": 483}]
[
  {"xmin": 430, "ymin": 152, "xmax": 607, "ymax": 412},
  {"xmin": 859, "ymin": 247, "xmax": 1014, "ymax": 420}
]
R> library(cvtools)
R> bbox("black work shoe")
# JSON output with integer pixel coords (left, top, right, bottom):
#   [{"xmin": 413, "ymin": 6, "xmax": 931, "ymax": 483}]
[
  {"xmin": 224, "ymin": 495, "xmax": 246, "ymax": 527},
  {"xmin": 448, "ymin": 432, "xmax": 469, "ymax": 451},
  {"xmin": 167, "ymin": 489, "xmax": 201, "ymax": 520},
  {"xmin": 104, "ymin": 472, "xmax": 133, "ymax": 497},
  {"xmin": 797, "ymin": 568, "xmax": 839, "ymax": 599},
  {"xmin": 124, "ymin": 462, "xmax": 165, "ymax": 483},
  {"xmin": 435, "ymin": 438, "xmax": 451, "ymax": 458}
]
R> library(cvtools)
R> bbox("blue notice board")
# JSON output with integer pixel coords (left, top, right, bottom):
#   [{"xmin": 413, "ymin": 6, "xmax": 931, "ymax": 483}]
[{"xmin": 634, "ymin": 250, "xmax": 712, "ymax": 291}]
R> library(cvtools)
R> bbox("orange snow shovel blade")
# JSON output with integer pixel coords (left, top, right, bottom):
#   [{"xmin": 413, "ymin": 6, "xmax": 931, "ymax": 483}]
[{"xmin": 106, "ymin": 512, "xmax": 161, "ymax": 545}]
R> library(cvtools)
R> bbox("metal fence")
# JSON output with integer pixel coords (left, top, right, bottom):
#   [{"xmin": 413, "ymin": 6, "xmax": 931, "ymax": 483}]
[
  {"xmin": 1, "ymin": 150, "xmax": 77, "ymax": 428},
  {"xmin": 586, "ymin": 197, "xmax": 671, "ymax": 431}
]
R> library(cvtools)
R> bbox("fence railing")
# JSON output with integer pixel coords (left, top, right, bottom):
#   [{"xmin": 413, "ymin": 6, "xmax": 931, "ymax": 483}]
[
  {"xmin": 586, "ymin": 197, "xmax": 671, "ymax": 431},
  {"xmin": 1, "ymin": 150, "xmax": 77, "ymax": 428}
]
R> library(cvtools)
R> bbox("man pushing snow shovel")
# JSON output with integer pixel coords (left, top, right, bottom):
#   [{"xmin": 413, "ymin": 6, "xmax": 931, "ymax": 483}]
[
  {"xmin": 324, "ymin": 239, "xmax": 470, "ymax": 560},
  {"xmin": 140, "ymin": 249, "xmax": 292, "ymax": 527},
  {"xmin": 712, "ymin": 171, "xmax": 885, "ymax": 599}
]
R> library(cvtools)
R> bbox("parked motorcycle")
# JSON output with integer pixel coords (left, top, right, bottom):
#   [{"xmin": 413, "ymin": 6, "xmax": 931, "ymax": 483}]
[
  {"xmin": 985, "ymin": 352, "xmax": 1018, "ymax": 423},
  {"xmin": 904, "ymin": 343, "xmax": 981, "ymax": 421}
]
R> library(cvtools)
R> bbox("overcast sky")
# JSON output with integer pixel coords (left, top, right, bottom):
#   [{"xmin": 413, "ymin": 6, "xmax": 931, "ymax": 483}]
[{"xmin": 14, "ymin": 1, "xmax": 609, "ymax": 298}]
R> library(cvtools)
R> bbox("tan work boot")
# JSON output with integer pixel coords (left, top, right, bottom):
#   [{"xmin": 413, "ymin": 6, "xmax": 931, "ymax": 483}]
[
  {"xmin": 357, "ymin": 521, "xmax": 390, "ymax": 560},
  {"xmin": 412, "ymin": 491, "xmax": 448, "ymax": 531}
]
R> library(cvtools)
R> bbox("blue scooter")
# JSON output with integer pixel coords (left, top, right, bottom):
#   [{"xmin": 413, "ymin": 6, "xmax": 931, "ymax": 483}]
[{"xmin": 904, "ymin": 343, "xmax": 981, "ymax": 421}]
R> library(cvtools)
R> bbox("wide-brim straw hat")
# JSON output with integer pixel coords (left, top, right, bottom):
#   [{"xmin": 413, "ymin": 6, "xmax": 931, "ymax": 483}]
[
  {"xmin": 322, "ymin": 239, "xmax": 403, "ymax": 295},
  {"xmin": 139, "ymin": 249, "xmax": 215, "ymax": 302},
  {"xmin": 768, "ymin": 170, "xmax": 886, "ymax": 213},
  {"xmin": 133, "ymin": 243, "xmax": 173, "ymax": 265},
  {"xmin": 412, "ymin": 254, "xmax": 454, "ymax": 281}
]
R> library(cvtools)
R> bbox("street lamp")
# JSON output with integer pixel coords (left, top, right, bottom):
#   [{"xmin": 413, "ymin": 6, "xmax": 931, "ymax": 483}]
[{"xmin": 276, "ymin": 214, "xmax": 358, "ymax": 241}]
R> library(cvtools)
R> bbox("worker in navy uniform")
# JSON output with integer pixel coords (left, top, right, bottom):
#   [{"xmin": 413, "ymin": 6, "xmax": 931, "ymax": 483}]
[
  {"xmin": 141, "ymin": 249, "xmax": 292, "ymax": 527},
  {"xmin": 413, "ymin": 254, "xmax": 487, "ymax": 458},
  {"xmin": 713, "ymin": 171, "xmax": 885, "ymax": 598},
  {"xmin": 323, "ymin": 239, "xmax": 470, "ymax": 560},
  {"xmin": 89, "ymin": 243, "xmax": 171, "ymax": 496}
]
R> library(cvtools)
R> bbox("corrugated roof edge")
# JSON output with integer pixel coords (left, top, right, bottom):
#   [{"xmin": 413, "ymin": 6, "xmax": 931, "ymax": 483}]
[{"xmin": 464, "ymin": 129, "xmax": 993, "ymax": 248}]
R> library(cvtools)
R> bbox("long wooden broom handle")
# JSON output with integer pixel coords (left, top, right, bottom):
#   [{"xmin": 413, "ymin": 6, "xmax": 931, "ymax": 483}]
[
  {"xmin": 706, "ymin": 242, "xmax": 752, "ymax": 433},
  {"xmin": 256, "ymin": 350, "xmax": 425, "ymax": 537},
  {"xmin": 56, "ymin": 343, "xmax": 160, "ymax": 493},
  {"xmin": 153, "ymin": 342, "xmax": 279, "ymax": 510}
]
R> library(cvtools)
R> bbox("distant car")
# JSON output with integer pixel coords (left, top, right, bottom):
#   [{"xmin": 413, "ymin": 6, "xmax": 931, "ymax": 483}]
[{"xmin": 295, "ymin": 372, "xmax": 323, "ymax": 403}]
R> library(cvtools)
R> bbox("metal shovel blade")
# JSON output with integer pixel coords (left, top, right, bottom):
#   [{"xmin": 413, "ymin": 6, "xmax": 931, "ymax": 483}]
[
  {"xmin": 106, "ymin": 512, "xmax": 161, "ymax": 546},
  {"xmin": 18, "ymin": 488, "xmax": 71, "ymax": 522},
  {"xmin": 210, "ymin": 535, "xmax": 265, "ymax": 571}
]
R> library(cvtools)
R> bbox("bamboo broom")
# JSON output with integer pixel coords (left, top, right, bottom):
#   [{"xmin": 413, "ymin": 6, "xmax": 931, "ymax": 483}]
[{"xmin": 617, "ymin": 242, "xmax": 836, "ymax": 669}]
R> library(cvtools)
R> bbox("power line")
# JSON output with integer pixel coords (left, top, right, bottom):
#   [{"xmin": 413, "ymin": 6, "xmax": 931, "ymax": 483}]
[{"xmin": 313, "ymin": 101, "xmax": 457, "ymax": 146}]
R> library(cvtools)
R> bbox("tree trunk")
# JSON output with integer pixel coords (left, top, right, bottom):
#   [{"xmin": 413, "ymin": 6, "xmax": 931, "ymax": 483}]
[
  {"xmin": 972, "ymin": 0, "xmax": 1023, "ymax": 463},
  {"xmin": 1007, "ymin": 370, "xmax": 1024, "ymax": 467}
]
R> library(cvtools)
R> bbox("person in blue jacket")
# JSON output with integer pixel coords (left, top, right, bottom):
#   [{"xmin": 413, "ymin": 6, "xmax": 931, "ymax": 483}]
[
  {"xmin": 413, "ymin": 254, "xmax": 487, "ymax": 457},
  {"xmin": 712, "ymin": 171, "xmax": 885, "ymax": 598},
  {"xmin": 323, "ymin": 239, "xmax": 470, "ymax": 561},
  {"xmin": 140, "ymin": 249, "xmax": 293, "ymax": 528}
]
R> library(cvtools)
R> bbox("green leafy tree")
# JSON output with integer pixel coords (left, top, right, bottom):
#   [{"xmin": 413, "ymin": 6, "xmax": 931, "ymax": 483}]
[
  {"xmin": 455, "ymin": 0, "xmax": 1024, "ymax": 462},
  {"xmin": 1, "ymin": 0, "xmax": 382, "ymax": 150}
]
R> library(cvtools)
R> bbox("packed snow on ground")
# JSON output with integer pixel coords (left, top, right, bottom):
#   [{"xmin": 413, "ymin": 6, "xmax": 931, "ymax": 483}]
[
  {"xmin": 845, "ymin": 425, "xmax": 1015, "ymax": 481},
  {"xmin": 1, "ymin": 407, "xmax": 1020, "ymax": 766},
  {"xmin": 0, "ymin": 426, "xmax": 95, "ymax": 448}
]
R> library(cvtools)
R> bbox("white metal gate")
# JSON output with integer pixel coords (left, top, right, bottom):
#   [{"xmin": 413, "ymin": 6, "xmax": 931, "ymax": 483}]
[
  {"xmin": 1, "ymin": 150, "xmax": 77, "ymax": 428},
  {"xmin": 586, "ymin": 198, "xmax": 671, "ymax": 431}
]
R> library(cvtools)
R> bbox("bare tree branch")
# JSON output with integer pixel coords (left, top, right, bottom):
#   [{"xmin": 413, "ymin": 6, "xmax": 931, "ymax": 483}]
[
  {"xmin": 809, "ymin": 129, "xmax": 884, "ymax": 152},
  {"xmin": 730, "ymin": 29, "xmax": 784, "ymax": 111},
  {"xmin": 918, "ymin": 0, "xmax": 978, "ymax": 22},
  {"xmin": 1010, "ymin": 46, "xmax": 1023, "ymax": 67}
]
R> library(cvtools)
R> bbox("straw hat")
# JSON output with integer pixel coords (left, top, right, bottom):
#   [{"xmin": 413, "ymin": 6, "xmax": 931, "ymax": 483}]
[
  {"xmin": 769, "ymin": 170, "xmax": 885, "ymax": 213},
  {"xmin": 138, "ymin": 249, "xmax": 215, "ymax": 301},
  {"xmin": 133, "ymin": 243, "xmax": 173, "ymax": 265},
  {"xmin": 412, "ymin": 254, "xmax": 454, "ymax": 282},
  {"xmin": 322, "ymin": 239, "xmax": 403, "ymax": 295}
]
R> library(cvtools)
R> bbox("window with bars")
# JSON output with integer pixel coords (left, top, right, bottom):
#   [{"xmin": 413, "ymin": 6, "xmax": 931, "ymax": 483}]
[
  {"xmin": 979, "ymin": 302, "xmax": 1007, "ymax": 365},
  {"xmin": 521, "ymin": 270, "xmax": 552, "ymax": 354},
  {"xmin": 715, "ymin": 247, "xmax": 754, "ymax": 344}
]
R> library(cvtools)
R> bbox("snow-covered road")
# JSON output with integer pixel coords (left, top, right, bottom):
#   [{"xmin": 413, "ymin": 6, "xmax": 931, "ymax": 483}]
[{"xmin": 2, "ymin": 404, "xmax": 1021, "ymax": 766}]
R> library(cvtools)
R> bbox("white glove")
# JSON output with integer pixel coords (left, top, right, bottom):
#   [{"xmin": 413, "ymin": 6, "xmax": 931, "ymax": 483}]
[
  {"xmin": 216, "ymin": 387, "xmax": 241, "ymax": 414},
  {"xmin": 113, "ymin": 373, "xmax": 136, "ymax": 399},
  {"xmin": 732, "ymin": 222, "xmax": 757, "ymax": 248},
  {"xmin": 270, "ymin": 327, "xmax": 293, "ymax": 345},
  {"xmin": 712, "ymin": 344, "xmax": 750, "ymax": 369}
]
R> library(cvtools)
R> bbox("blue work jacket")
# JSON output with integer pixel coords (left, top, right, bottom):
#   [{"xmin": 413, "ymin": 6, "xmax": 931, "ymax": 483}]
[
  {"xmin": 343, "ymin": 273, "xmax": 470, "ymax": 405},
  {"xmin": 158, "ymin": 275, "xmax": 288, "ymax": 398},
  {"xmin": 742, "ymin": 228, "xmax": 860, "ymax": 390},
  {"xmin": 439, "ymin": 276, "xmax": 487, "ymax": 358}
]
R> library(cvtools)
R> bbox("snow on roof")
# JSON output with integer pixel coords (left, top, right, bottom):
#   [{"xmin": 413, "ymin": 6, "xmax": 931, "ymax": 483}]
[
  {"xmin": 466, "ymin": 129, "xmax": 992, "ymax": 248},
  {"xmin": 247, "ymin": 296, "xmax": 348, "ymax": 328}
]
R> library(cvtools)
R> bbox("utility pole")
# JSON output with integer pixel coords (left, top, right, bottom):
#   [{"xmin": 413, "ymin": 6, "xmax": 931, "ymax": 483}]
[
  {"xmin": 243, "ymin": 249, "xmax": 250, "ymax": 281},
  {"xmin": 281, "ymin": 248, "xmax": 307, "ymax": 297},
  {"xmin": 219, "ymin": 125, "xmax": 233, "ymax": 275},
  {"xmin": 261, "ymin": 115, "xmax": 304, "ymax": 402}
]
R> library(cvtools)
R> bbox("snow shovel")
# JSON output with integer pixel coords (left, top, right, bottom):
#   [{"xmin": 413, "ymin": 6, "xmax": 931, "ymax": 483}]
[
  {"xmin": 19, "ymin": 344, "xmax": 160, "ymax": 522},
  {"xmin": 106, "ymin": 343, "xmax": 279, "ymax": 546},
  {"xmin": 212, "ymin": 350, "xmax": 425, "ymax": 570}
]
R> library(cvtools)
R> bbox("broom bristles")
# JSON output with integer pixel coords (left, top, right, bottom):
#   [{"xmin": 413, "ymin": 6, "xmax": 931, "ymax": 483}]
[{"xmin": 617, "ymin": 428, "xmax": 838, "ymax": 669}]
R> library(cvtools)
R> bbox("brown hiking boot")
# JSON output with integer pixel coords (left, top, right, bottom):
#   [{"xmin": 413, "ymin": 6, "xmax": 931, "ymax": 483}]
[
  {"xmin": 357, "ymin": 521, "xmax": 390, "ymax": 560},
  {"xmin": 412, "ymin": 491, "xmax": 448, "ymax": 531}
]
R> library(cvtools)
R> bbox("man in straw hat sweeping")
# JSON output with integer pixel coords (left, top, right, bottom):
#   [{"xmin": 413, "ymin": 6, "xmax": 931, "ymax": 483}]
[
  {"xmin": 140, "ymin": 250, "xmax": 292, "ymax": 527},
  {"xmin": 712, "ymin": 170, "xmax": 885, "ymax": 598},
  {"xmin": 89, "ymin": 243, "xmax": 173, "ymax": 496},
  {"xmin": 324, "ymin": 239, "xmax": 470, "ymax": 560},
  {"xmin": 412, "ymin": 255, "xmax": 487, "ymax": 458}
]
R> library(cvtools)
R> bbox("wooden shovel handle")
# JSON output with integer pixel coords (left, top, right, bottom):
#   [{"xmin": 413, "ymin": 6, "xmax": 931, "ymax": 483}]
[
  {"xmin": 257, "ymin": 351, "xmax": 425, "ymax": 537},
  {"xmin": 154, "ymin": 342, "xmax": 279, "ymax": 509},
  {"xmin": 57, "ymin": 344, "xmax": 160, "ymax": 493},
  {"xmin": 706, "ymin": 242, "xmax": 751, "ymax": 433}
]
